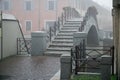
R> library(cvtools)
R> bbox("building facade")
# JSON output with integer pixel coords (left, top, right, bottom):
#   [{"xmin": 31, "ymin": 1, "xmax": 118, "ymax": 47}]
[
  {"xmin": 0, "ymin": 0, "xmax": 83, "ymax": 36},
  {"xmin": 0, "ymin": 0, "xmax": 74, "ymax": 35},
  {"xmin": 113, "ymin": 0, "xmax": 120, "ymax": 79}
]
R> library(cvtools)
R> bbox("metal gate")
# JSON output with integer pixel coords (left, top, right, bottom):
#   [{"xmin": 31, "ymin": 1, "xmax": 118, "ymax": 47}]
[
  {"xmin": 17, "ymin": 38, "xmax": 31, "ymax": 55},
  {"xmin": 71, "ymin": 40, "xmax": 114, "ymax": 74}
]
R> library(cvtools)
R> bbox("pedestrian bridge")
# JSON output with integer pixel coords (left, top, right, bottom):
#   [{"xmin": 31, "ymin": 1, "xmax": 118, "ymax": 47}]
[{"xmin": 78, "ymin": 6, "xmax": 100, "ymax": 46}]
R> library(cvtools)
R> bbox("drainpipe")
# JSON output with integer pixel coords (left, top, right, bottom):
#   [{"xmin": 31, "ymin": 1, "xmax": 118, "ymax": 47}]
[
  {"xmin": 1, "ymin": 11, "xmax": 3, "ymax": 60},
  {"xmin": 113, "ymin": 0, "xmax": 120, "ymax": 79}
]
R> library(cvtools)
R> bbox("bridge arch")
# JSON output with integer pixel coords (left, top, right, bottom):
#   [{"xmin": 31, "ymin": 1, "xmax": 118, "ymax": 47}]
[
  {"xmin": 87, "ymin": 25, "xmax": 99, "ymax": 46},
  {"xmin": 83, "ymin": 6, "xmax": 100, "ymax": 46}
]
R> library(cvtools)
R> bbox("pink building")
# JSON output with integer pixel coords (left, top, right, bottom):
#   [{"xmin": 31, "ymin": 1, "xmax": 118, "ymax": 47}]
[
  {"xmin": 0, "ymin": 0, "xmax": 71, "ymax": 35},
  {"xmin": 0, "ymin": 0, "xmax": 112, "ymax": 35}
]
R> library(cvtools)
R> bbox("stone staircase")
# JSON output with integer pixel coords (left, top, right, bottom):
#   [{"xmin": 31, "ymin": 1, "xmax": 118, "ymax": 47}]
[{"xmin": 45, "ymin": 20, "xmax": 81, "ymax": 56}]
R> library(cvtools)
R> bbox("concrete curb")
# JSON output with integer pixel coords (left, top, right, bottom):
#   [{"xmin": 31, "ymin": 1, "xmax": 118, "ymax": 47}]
[{"xmin": 50, "ymin": 70, "xmax": 60, "ymax": 80}]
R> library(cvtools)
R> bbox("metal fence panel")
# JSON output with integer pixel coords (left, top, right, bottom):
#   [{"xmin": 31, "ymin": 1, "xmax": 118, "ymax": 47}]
[
  {"xmin": 71, "ymin": 39, "xmax": 114, "ymax": 74},
  {"xmin": 17, "ymin": 38, "xmax": 31, "ymax": 55}
]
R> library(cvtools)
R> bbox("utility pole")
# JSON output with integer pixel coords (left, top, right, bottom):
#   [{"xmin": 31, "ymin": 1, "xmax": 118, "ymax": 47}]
[{"xmin": 113, "ymin": 0, "xmax": 120, "ymax": 79}]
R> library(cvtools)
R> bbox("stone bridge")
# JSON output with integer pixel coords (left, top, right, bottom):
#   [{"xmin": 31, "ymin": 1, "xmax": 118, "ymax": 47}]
[
  {"xmin": 31, "ymin": 6, "xmax": 102, "ymax": 56},
  {"xmin": 74, "ymin": 6, "xmax": 100, "ymax": 47},
  {"xmin": 84, "ymin": 6, "xmax": 100, "ymax": 46}
]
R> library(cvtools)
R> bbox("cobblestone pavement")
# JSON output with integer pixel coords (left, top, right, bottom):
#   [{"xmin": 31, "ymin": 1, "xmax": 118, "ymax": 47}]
[{"xmin": 0, "ymin": 56, "xmax": 60, "ymax": 80}]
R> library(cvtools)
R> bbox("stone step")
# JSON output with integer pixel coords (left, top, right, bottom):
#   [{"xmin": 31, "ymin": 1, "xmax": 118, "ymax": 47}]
[
  {"xmin": 47, "ymin": 47, "xmax": 71, "ymax": 52},
  {"xmin": 55, "ymin": 36, "xmax": 73, "ymax": 39},
  {"xmin": 63, "ymin": 25, "xmax": 81, "ymax": 27},
  {"xmin": 52, "ymin": 41, "xmax": 73, "ymax": 44},
  {"xmin": 45, "ymin": 19, "xmax": 81, "ymax": 57},
  {"xmin": 60, "ymin": 29, "xmax": 78, "ymax": 32},
  {"xmin": 52, "ymin": 39, "xmax": 73, "ymax": 43},
  {"xmin": 49, "ymin": 43, "xmax": 73, "ymax": 47},
  {"xmin": 64, "ymin": 21, "xmax": 82, "ymax": 24},
  {"xmin": 66, "ymin": 20, "xmax": 82, "ymax": 23},
  {"xmin": 64, "ymin": 23, "xmax": 81, "ymax": 26},
  {"xmin": 54, "ymin": 38, "xmax": 73, "ymax": 41},
  {"xmin": 61, "ymin": 27, "xmax": 79, "ymax": 31},
  {"xmin": 44, "ymin": 51, "xmax": 70, "ymax": 57},
  {"xmin": 67, "ymin": 18, "xmax": 83, "ymax": 22},
  {"xmin": 57, "ymin": 33, "xmax": 73, "ymax": 36},
  {"xmin": 64, "ymin": 21, "xmax": 81, "ymax": 24},
  {"xmin": 59, "ymin": 30, "xmax": 78, "ymax": 33}
]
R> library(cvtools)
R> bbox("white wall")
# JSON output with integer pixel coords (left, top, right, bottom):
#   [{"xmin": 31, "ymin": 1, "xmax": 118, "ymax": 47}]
[{"xmin": 2, "ymin": 20, "xmax": 22, "ymax": 58}]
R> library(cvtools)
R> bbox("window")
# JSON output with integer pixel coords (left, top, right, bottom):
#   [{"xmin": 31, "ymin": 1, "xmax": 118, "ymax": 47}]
[
  {"xmin": 26, "ymin": 21, "xmax": 32, "ymax": 31},
  {"xmin": 45, "ymin": 21, "xmax": 55, "ymax": 31},
  {"xmin": 47, "ymin": 0, "xmax": 56, "ymax": 10},
  {"xmin": 2, "ymin": 0, "xmax": 11, "ymax": 10},
  {"xmin": 24, "ymin": 0, "xmax": 33, "ymax": 11},
  {"xmin": 0, "ymin": 1, "xmax": 2, "ymax": 10}
]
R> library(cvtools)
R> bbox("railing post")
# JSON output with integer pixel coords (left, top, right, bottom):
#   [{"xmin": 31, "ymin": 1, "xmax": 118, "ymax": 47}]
[
  {"xmin": 58, "ymin": 17, "xmax": 60, "ymax": 31},
  {"xmin": 111, "ymin": 46, "xmax": 115, "ymax": 75},
  {"xmin": 65, "ymin": 10, "xmax": 67, "ymax": 21},
  {"xmin": 19, "ymin": 38, "xmax": 21, "ymax": 54},
  {"xmin": 70, "ymin": 8, "xmax": 71, "ymax": 19},
  {"xmin": 72, "ymin": 9, "xmax": 74, "ymax": 18},
  {"xmin": 73, "ymin": 32, "xmax": 87, "ymax": 47},
  {"xmin": 49, "ymin": 27, "xmax": 52, "ymax": 42},
  {"xmin": 61, "ymin": 13, "xmax": 63, "ymax": 26},
  {"xmin": 68, "ymin": 8, "xmax": 70, "ymax": 20},
  {"xmin": 60, "ymin": 54, "xmax": 72, "ymax": 80},
  {"xmin": 83, "ymin": 39, "xmax": 86, "ymax": 58},
  {"xmin": 75, "ymin": 46, "xmax": 78, "ymax": 74},
  {"xmin": 17, "ymin": 38, "xmax": 19, "ymax": 55},
  {"xmin": 31, "ymin": 31, "xmax": 47, "ymax": 56},
  {"xmin": 54, "ymin": 22, "xmax": 56, "ymax": 36},
  {"xmin": 101, "ymin": 55, "xmax": 112, "ymax": 80}
]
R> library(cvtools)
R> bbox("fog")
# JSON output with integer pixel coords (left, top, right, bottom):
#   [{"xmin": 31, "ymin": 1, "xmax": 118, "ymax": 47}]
[
  {"xmin": 0, "ymin": 0, "xmax": 113, "ymax": 79},
  {"xmin": 93, "ymin": 0, "xmax": 112, "ymax": 10},
  {"xmin": 0, "ymin": 0, "xmax": 112, "ymax": 33}
]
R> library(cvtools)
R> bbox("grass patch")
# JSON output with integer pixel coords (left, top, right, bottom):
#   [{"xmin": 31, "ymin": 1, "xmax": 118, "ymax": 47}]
[
  {"xmin": 72, "ymin": 75, "xmax": 117, "ymax": 80},
  {"xmin": 111, "ymin": 75, "xmax": 117, "ymax": 80},
  {"xmin": 72, "ymin": 75, "xmax": 101, "ymax": 80}
]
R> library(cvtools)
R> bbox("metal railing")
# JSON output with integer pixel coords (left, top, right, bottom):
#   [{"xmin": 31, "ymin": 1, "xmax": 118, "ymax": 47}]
[
  {"xmin": 47, "ymin": 7, "xmax": 82, "ymax": 42},
  {"xmin": 47, "ymin": 18, "xmax": 61, "ymax": 42},
  {"xmin": 17, "ymin": 38, "xmax": 31, "ymax": 55},
  {"xmin": 47, "ymin": 10, "xmax": 67, "ymax": 42},
  {"xmin": 17, "ymin": 20, "xmax": 31, "ymax": 54},
  {"xmin": 71, "ymin": 40, "xmax": 114, "ymax": 75}
]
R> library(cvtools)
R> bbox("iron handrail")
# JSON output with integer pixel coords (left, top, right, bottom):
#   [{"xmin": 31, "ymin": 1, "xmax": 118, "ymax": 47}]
[
  {"xmin": 17, "ymin": 20, "xmax": 31, "ymax": 54},
  {"xmin": 17, "ymin": 38, "xmax": 31, "ymax": 54}
]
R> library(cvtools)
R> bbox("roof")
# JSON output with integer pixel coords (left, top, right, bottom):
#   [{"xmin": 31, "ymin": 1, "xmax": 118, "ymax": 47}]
[{"xmin": 2, "ymin": 13, "xmax": 17, "ymax": 20}]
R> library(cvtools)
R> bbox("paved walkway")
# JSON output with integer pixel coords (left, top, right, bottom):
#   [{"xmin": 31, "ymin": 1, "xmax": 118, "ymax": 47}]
[{"xmin": 0, "ymin": 56, "xmax": 60, "ymax": 80}]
